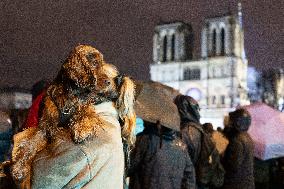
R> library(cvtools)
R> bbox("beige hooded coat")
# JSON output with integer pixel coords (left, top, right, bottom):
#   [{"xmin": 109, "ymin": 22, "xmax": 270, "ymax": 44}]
[{"xmin": 31, "ymin": 101, "xmax": 124, "ymax": 189}]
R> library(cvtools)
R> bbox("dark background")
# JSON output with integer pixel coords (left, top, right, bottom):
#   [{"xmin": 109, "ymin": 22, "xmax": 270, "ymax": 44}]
[{"xmin": 0, "ymin": 0, "xmax": 283, "ymax": 90}]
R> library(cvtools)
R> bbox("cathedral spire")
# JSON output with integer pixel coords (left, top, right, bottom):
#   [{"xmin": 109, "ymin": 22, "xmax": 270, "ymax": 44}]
[
  {"xmin": 238, "ymin": 2, "xmax": 243, "ymax": 29},
  {"xmin": 237, "ymin": 1, "xmax": 246, "ymax": 59}
]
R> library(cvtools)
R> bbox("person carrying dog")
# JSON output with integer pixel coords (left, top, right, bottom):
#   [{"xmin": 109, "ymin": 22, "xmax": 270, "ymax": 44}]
[{"xmin": 10, "ymin": 45, "xmax": 136, "ymax": 189}]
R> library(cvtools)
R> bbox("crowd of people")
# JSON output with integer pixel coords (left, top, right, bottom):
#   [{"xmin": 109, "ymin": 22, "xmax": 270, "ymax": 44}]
[
  {"xmin": 127, "ymin": 94, "xmax": 255, "ymax": 189},
  {"xmin": 1, "ymin": 85, "xmax": 256, "ymax": 189},
  {"xmin": 0, "ymin": 44, "xmax": 283, "ymax": 189}
]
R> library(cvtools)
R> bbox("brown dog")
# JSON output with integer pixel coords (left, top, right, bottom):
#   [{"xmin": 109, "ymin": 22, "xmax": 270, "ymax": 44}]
[{"xmin": 10, "ymin": 45, "xmax": 136, "ymax": 188}]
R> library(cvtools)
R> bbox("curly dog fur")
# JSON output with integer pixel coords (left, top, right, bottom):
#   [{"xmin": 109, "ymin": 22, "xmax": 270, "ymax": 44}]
[{"xmin": 10, "ymin": 45, "xmax": 136, "ymax": 188}]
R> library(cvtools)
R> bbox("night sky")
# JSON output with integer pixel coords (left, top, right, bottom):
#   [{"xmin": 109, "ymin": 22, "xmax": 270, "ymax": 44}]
[{"xmin": 0, "ymin": 0, "xmax": 283, "ymax": 90}]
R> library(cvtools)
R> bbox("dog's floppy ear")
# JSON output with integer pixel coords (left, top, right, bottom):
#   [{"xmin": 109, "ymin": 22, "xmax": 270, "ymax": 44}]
[
  {"xmin": 116, "ymin": 76, "xmax": 136, "ymax": 146},
  {"xmin": 60, "ymin": 46, "xmax": 100, "ymax": 89},
  {"xmin": 60, "ymin": 64, "xmax": 79, "ymax": 88},
  {"xmin": 86, "ymin": 52, "xmax": 103, "ymax": 67},
  {"xmin": 60, "ymin": 49, "xmax": 87, "ymax": 89}
]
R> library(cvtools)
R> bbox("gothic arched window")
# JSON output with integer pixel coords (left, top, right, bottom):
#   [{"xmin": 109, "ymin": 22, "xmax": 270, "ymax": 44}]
[
  {"xmin": 221, "ymin": 95, "xmax": 225, "ymax": 105},
  {"xmin": 212, "ymin": 96, "xmax": 216, "ymax": 105},
  {"xmin": 183, "ymin": 68, "xmax": 191, "ymax": 80},
  {"xmin": 191, "ymin": 69, "xmax": 201, "ymax": 80},
  {"xmin": 220, "ymin": 28, "xmax": 225, "ymax": 55},
  {"xmin": 183, "ymin": 68, "xmax": 200, "ymax": 80},
  {"xmin": 171, "ymin": 34, "xmax": 175, "ymax": 61},
  {"xmin": 163, "ymin": 36, "xmax": 167, "ymax": 62},
  {"xmin": 212, "ymin": 29, "xmax": 217, "ymax": 56}
]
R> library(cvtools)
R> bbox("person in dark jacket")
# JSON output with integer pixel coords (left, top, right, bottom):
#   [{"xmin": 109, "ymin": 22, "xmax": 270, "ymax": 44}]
[
  {"xmin": 174, "ymin": 95, "xmax": 226, "ymax": 189},
  {"xmin": 174, "ymin": 95, "xmax": 202, "ymax": 166},
  {"xmin": 222, "ymin": 108, "xmax": 255, "ymax": 189},
  {"xmin": 128, "ymin": 121, "xmax": 196, "ymax": 189}
]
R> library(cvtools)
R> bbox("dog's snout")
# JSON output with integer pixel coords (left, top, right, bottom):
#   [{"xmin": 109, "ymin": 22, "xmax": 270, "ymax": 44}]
[
  {"xmin": 104, "ymin": 79, "xmax": 111, "ymax": 86},
  {"xmin": 115, "ymin": 75, "xmax": 124, "ymax": 87},
  {"xmin": 92, "ymin": 77, "xmax": 97, "ymax": 83}
]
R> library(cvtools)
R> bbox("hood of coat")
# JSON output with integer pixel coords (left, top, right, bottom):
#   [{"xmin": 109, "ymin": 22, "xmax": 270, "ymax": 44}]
[
  {"xmin": 174, "ymin": 95, "xmax": 200, "ymax": 124},
  {"xmin": 141, "ymin": 121, "xmax": 177, "ymax": 141},
  {"xmin": 229, "ymin": 108, "xmax": 251, "ymax": 132}
]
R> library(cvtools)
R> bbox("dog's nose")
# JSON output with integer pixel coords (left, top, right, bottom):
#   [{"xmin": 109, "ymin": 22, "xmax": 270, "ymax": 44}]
[
  {"xmin": 115, "ymin": 75, "xmax": 124, "ymax": 87},
  {"xmin": 105, "ymin": 79, "xmax": 111, "ymax": 86}
]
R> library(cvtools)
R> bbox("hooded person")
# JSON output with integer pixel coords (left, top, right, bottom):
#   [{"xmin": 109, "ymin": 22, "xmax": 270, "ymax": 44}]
[
  {"xmin": 174, "ymin": 95, "xmax": 225, "ymax": 189},
  {"xmin": 221, "ymin": 108, "xmax": 255, "ymax": 189},
  {"xmin": 128, "ymin": 121, "xmax": 196, "ymax": 189},
  {"xmin": 174, "ymin": 95, "xmax": 201, "ymax": 166},
  {"xmin": 9, "ymin": 46, "xmax": 137, "ymax": 189},
  {"xmin": 128, "ymin": 81, "xmax": 196, "ymax": 189},
  {"xmin": 29, "ymin": 101, "xmax": 127, "ymax": 189}
]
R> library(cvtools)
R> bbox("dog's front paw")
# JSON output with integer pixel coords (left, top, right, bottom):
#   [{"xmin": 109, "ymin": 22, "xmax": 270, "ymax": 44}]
[
  {"xmin": 11, "ymin": 163, "xmax": 30, "ymax": 183},
  {"xmin": 71, "ymin": 123, "xmax": 94, "ymax": 143},
  {"xmin": 70, "ymin": 111, "xmax": 102, "ymax": 143},
  {"xmin": 71, "ymin": 129, "xmax": 93, "ymax": 143}
]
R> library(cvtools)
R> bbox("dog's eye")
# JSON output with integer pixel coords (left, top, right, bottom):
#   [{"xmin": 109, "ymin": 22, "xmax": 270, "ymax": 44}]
[
  {"xmin": 86, "ymin": 53, "xmax": 101, "ymax": 67},
  {"xmin": 86, "ymin": 53, "xmax": 95, "ymax": 62},
  {"xmin": 93, "ymin": 60, "xmax": 99, "ymax": 67}
]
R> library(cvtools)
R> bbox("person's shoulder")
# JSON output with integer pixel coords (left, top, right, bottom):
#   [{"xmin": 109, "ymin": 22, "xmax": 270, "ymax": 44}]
[
  {"xmin": 238, "ymin": 132, "xmax": 254, "ymax": 145},
  {"xmin": 186, "ymin": 122, "xmax": 203, "ymax": 134},
  {"xmin": 136, "ymin": 131, "xmax": 146, "ymax": 137},
  {"xmin": 136, "ymin": 131, "xmax": 157, "ymax": 142}
]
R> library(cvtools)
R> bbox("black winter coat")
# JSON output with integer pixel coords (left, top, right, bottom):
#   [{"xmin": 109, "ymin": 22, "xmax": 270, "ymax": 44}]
[
  {"xmin": 174, "ymin": 95, "xmax": 204, "ymax": 189},
  {"xmin": 174, "ymin": 94, "xmax": 202, "ymax": 166},
  {"xmin": 180, "ymin": 123, "xmax": 202, "ymax": 166},
  {"xmin": 128, "ymin": 126, "xmax": 196, "ymax": 189},
  {"xmin": 222, "ymin": 132, "xmax": 255, "ymax": 189}
]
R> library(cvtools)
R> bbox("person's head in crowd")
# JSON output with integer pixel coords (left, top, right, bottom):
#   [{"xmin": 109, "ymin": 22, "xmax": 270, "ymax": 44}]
[
  {"xmin": 224, "ymin": 108, "xmax": 251, "ymax": 139},
  {"xmin": 202, "ymin": 122, "xmax": 214, "ymax": 134},
  {"xmin": 222, "ymin": 108, "xmax": 254, "ymax": 189},
  {"xmin": 217, "ymin": 127, "xmax": 223, "ymax": 133},
  {"xmin": 229, "ymin": 108, "xmax": 251, "ymax": 132},
  {"xmin": 31, "ymin": 80, "xmax": 49, "ymax": 101},
  {"xmin": 174, "ymin": 94, "xmax": 200, "ymax": 124}
]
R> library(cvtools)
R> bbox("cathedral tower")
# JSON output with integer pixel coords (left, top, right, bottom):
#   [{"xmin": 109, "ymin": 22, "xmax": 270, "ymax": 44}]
[
  {"xmin": 201, "ymin": 14, "xmax": 245, "ymax": 59},
  {"xmin": 153, "ymin": 22, "xmax": 193, "ymax": 63},
  {"xmin": 150, "ymin": 6, "xmax": 249, "ymax": 127}
]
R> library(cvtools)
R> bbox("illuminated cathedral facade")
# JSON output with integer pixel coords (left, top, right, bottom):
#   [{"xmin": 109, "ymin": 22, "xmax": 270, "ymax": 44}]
[{"xmin": 150, "ymin": 5, "xmax": 250, "ymax": 127}]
